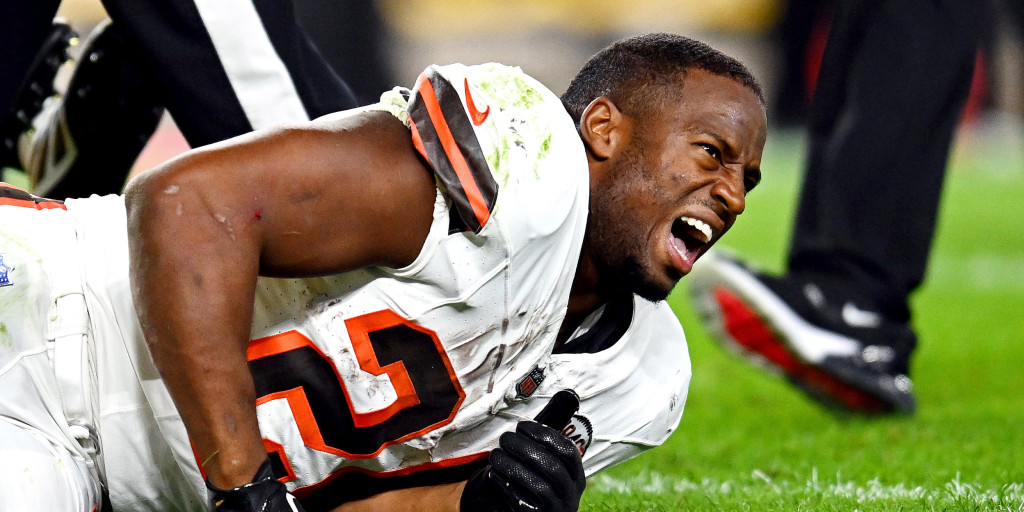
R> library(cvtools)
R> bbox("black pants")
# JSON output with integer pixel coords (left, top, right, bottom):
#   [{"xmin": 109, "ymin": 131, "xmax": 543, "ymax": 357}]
[
  {"xmin": 0, "ymin": 0, "xmax": 358, "ymax": 149},
  {"xmin": 787, "ymin": 0, "xmax": 983, "ymax": 321}
]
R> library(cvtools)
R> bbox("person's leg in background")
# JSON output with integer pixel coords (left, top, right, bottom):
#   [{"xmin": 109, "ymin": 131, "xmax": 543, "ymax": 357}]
[
  {"xmin": 770, "ymin": 0, "xmax": 833, "ymax": 127},
  {"xmin": 789, "ymin": 0, "xmax": 980, "ymax": 328},
  {"xmin": 294, "ymin": 0, "xmax": 395, "ymax": 106},
  {"xmin": 689, "ymin": 0, "xmax": 983, "ymax": 414},
  {"xmin": 11, "ymin": 0, "xmax": 362, "ymax": 199},
  {"xmin": 101, "ymin": 0, "xmax": 358, "ymax": 149}
]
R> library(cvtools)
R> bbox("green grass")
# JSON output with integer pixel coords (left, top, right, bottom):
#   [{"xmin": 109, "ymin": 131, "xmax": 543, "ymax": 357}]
[{"xmin": 580, "ymin": 127, "xmax": 1024, "ymax": 511}]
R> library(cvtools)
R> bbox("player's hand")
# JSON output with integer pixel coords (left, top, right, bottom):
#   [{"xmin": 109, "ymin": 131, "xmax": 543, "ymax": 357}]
[
  {"xmin": 461, "ymin": 390, "xmax": 586, "ymax": 512},
  {"xmin": 206, "ymin": 459, "xmax": 305, "ymax": 512}
]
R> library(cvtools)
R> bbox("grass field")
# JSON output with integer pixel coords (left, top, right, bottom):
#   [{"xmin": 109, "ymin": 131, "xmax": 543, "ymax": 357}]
[{"xmin": 580, "ymin": 125, "xmax": 1024, "ymax": 511}]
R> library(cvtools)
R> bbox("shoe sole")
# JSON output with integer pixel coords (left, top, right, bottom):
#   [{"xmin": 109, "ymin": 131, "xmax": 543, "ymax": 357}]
[{"xmin": 688, "ymin": 253, "xmax": 894, "ymax": 413}]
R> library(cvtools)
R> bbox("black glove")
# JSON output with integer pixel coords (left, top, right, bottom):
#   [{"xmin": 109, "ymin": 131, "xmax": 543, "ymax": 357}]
[
  {"xmin": 207, "ymin": 459, "xmax": 305, "ymax": 512},
  {"xmin": 461, "ymin": 390, "xmax": 587, "ymax": 512}
]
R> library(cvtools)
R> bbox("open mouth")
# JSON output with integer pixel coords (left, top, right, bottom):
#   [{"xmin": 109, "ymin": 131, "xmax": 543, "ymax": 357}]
[{"xmin": 670, "ymin": 215, "xmax": 713, "ymax": 267}]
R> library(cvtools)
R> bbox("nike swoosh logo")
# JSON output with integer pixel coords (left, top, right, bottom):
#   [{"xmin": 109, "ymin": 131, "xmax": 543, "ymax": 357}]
[
  {"xmin": 841, "ymin": 302, "xmax": 882, "ymax": 328},
  {"xmin": 464, "ymin": 78, "xmax": 490, "ymax": 125}
]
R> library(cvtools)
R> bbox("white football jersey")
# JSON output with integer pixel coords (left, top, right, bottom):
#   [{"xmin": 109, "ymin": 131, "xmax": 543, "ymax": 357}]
[{"xmin": 50, "ymin": 63, "xmax": 690, "ymax": 511}]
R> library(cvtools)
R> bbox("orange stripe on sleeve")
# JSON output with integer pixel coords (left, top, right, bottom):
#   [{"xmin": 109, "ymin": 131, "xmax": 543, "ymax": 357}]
[
  {"xmin": 413, "ymin": 74, "xmax": 491, "ymax": 228},
  {"xmin": 409, "ymin": 118, "xmax": 429, "ymax": 162}
]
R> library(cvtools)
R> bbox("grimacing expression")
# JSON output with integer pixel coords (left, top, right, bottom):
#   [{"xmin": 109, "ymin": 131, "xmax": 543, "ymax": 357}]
[{"xmin": 588, "ymin": 70, "xmax": 767, "ymax": 301}]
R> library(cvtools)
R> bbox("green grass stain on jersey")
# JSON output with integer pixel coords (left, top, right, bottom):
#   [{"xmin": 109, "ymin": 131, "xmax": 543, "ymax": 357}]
[
  {"xmin": 538, "ymin": 133, "xmax": 553, "ymax": 161},
  {"xmin": 473, "ymin": 64, "xmax": 558, "ymax": 184},
  {"xmin": 509, "ymin": 76, "xmax": 544, "ymax": 110},
  {"xmin": 475, "ymin": 64, "xmax": 544, "ymax": 111},
  {"xmin": 0, "ymin": 323, "xmax": 11, "ymax": 350}
]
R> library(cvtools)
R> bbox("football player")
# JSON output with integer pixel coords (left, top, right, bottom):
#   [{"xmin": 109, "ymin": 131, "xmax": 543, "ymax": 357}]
[{"xmin": 0, "ymin": 33, "xmax": 766, "ymax": 511}]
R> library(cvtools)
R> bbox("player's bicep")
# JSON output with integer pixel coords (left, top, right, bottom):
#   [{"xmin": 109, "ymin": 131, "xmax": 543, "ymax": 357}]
[
  {"xmin": 252, "ymin": 111, "xmax": 437, "ymax": 276},
  {"xmin": 130, "ymin": 111, "xmax": 436, "ymax": 278}
]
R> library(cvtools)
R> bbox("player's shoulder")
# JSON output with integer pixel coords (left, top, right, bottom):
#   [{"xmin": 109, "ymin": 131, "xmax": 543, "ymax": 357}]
[
  {"xmin": 408, "ymin": 62, "xmax": 581, "ymax": 179},
  {"xmin": 406, "ymin": 62, "xmax": 588, "ymax": 236},
  {"xmin": 425, "ymin": 62, "xmax": 559, "ymax": 118}
]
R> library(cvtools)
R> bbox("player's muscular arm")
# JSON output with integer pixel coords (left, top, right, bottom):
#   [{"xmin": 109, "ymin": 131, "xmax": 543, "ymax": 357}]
[{"xmin": 125, "ymin": 111, "xmax": 436, "ymax": 490}]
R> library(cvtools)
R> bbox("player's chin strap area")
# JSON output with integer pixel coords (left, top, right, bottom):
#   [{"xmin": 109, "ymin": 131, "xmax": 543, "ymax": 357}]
[{"xmin": 49, "ymin": 291, "xmax": 105, "ymax": 480}]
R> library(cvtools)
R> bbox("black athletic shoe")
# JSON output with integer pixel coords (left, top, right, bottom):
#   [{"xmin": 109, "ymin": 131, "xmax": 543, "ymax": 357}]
[
  {"xmin": 22, "ymin": 19, "xmax": 164, "ymax": 199},
  {"xmin": 0, "ymin": 22, "xmax": 77, "ymax": 170},
  {"xmin": 688, "ymin": 250, "xmax": 917, "ymax": 415}
]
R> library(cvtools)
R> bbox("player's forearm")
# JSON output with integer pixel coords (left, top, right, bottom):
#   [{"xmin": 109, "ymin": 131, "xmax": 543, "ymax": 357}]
[
  {"xmin": 125, "ymin": 160, "xmax": 268, "ymax": 488},
  {"xmin": 332, "ymin": 482, "xmax": 465, "ymax": 512}
]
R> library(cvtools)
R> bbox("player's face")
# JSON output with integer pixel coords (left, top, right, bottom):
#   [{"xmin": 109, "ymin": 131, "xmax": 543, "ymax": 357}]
[{"xmin": 587, "ymin": 71, "xmax": 766, "ymax": 301}]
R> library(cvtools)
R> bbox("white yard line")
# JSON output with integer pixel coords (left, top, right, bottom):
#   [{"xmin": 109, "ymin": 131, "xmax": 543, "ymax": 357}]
[{"xmin": 591, "ymin": 470, "xmax": 1024, "ymax": 506}]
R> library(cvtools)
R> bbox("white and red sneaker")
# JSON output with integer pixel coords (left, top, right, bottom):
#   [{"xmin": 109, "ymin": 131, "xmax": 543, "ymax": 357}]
[{"xmin": 688, "ymin": 250, "xmax": 917, "ymax": 414}]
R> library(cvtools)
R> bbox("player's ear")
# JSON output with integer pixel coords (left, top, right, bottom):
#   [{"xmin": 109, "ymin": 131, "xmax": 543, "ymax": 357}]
[{"xmin": 579, "ymin": 96, "xmax": 630, "ymax": 161}]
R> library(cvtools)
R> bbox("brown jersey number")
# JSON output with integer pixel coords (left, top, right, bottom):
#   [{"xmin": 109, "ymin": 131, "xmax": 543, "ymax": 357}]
[{"xmin": 247, "ymin": 310, "xmax": 466, "ymax": 474}]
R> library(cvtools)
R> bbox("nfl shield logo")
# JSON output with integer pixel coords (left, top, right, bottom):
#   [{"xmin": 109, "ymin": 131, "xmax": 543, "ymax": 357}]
[
  {"xmin": 515, "ymin": 366, "xmax": 545, "ymax": 399},
  {"xmin": 0, "ymin": 255, "xmax": 12, "ymax": 287}
]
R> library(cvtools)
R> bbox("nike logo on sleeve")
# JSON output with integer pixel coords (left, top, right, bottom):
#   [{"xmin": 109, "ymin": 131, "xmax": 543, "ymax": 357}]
[{"xmin": 464, "ymin": 78, "xmax": 490, "ymax": 125}]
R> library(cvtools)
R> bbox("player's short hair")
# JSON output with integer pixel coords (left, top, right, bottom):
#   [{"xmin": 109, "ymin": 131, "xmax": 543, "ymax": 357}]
[{"xmin": 560, "ymin": 33, "xmax": 766, "ymax": 124}]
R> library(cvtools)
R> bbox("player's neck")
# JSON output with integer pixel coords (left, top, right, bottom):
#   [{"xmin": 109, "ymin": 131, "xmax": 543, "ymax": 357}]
[
  {"xmin": 559, "ymin": 255, "xmax": 606, "ymax": 346},
  {"xmin": 559, "ymin": 289, "xmax": 605, "ymax": 346}
]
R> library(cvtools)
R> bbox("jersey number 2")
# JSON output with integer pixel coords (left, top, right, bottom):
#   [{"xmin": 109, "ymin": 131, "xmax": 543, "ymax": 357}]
[{"xmin": 247, "ymin": 310, "xmax": 466, "ymax": 460}]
